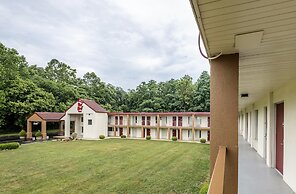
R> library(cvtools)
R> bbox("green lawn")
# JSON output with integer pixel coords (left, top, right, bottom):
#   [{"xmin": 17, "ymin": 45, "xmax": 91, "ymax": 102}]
[{"xmin": 0, "ymin": 139, "xmax": 209, "ymax": 194}]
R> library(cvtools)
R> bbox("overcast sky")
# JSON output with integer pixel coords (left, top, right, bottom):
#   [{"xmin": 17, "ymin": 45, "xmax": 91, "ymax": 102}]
[{"xmin": 0, "ymin": 0, "xmax": 209, "ymax": 90}]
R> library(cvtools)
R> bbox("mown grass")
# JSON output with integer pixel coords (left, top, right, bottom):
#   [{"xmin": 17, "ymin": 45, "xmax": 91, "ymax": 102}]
[{"xmin": 0, "ymin": 139, "xmax": 209, "ymax": 194}]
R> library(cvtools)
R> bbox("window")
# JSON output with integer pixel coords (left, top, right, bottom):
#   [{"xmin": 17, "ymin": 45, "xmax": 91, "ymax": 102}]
[
  {"xmin": 119, "ymin": 116, "xmax": 123, "ymax": 125},
  {"xmin": 147, "ymin": 116, "xmax": 151, "ymax": 126},
  {"xmin": 81, "ymin": 117, "xmax": 83, "ymax": 122},
  {"xmin": 165, "ymin": 117, "xmax": 167, "ymax": 124},
  {"xmin": 155, "ymin": 116, "xmax": 157, "ymax": 124},
  {"xmin": 88, "ymin": 119, "xmax": 92, "ymax": 125},
  {"xmin": 81, "ymin": 127, "xmax": 83, "ymax": 133},
  {"xmin": 178, "ymin": 117, "xmax": 182, "ymax": 126},
  {"xmin": 188, "ymin": 117, "xmax": 190, "ymax": 124},
  {"xmin": 199, "ymin": 131, "xmax": 201, "ymax": 138},
  {"xmin": 135, "ymin": 116, "xmax": 138, "ymax": 123},
  {"xmin": 255, "ymin": 110, "xmax": 258, "ymax": 140},
  {"xmin": 197, "ymin": 117, "xmax": 202, "ymax": 125},
  {"xmin": 173, "ymin": 116, "xmax": 176, "ymax": 126},
  {"xmin": 115, "ymin": 116, "xmax": 118, "ymax": 125},
  {"xmin": 108, "ymin": 127, "xmax": 114, "ymax": 132}
]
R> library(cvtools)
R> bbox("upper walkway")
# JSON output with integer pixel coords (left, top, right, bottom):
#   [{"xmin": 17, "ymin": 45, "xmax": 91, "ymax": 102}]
[{"xmin": 238, "ymin": 135, "xmax": 294, "ymax": 194}]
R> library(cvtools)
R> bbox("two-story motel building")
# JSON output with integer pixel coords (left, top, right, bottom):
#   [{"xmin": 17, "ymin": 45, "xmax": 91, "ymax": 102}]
[
  {"xmin": 26, "ymin": 99, "xmax": 211, "ymax": 142},
  {"xmin": 108, "ymin": 112, "xmax": 210, "ymax": 141}
]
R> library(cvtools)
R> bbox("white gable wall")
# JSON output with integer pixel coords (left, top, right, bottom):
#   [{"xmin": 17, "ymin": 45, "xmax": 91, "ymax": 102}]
[{"xmin": 64, "ymin": 101, "xmax": 108, "ymax": 140}]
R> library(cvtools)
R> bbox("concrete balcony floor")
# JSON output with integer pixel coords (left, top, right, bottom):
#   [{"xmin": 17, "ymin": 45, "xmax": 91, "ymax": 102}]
[{"xmin": 238, "ymin": 135, "xmax": 294, "ymax": 194}]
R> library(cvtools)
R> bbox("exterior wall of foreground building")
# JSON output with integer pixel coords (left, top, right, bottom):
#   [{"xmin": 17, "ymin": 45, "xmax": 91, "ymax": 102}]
[
  {"xmin": 239, "ymin": 79, "xmax": 296, "ymax": 192},
  {"xmin": 108, "ymin": 113, "xmax": 211, "ymax": 141}
]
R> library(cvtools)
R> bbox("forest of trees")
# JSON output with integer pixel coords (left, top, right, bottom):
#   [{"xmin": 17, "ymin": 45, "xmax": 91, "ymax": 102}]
[{"xmin": 0, "ymin": 43, "xmax": 210, "ymax": 133}]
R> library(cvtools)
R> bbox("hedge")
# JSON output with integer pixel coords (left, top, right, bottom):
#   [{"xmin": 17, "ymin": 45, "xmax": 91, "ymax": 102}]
[
  {"xmin": 0, "ymin": 135, "xmax": 20, "ymax": 141},
  {"xmin": 0, "ymin": 142, "xmax": 20, "ymax": 150}
]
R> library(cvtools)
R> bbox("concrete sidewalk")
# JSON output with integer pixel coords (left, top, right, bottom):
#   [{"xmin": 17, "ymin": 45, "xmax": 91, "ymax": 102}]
[{"xmin": 238, "ymin": 135, "xmax": 295, "ymax": 194}]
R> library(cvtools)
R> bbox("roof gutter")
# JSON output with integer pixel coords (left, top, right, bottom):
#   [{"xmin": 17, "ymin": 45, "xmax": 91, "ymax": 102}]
[{"xmin": 189, "ymin": 0, "xmax": 212, "ymax": 58}]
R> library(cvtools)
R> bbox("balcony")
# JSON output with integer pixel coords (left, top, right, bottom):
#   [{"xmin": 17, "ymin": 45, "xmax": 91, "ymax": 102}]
[
  {"xmin": 238, "ymin": 136, "xmax": 294, "ymax": 194},
  {"xmin": 208, "ymin": 135, "xmax": 294, "ymax": 194}
]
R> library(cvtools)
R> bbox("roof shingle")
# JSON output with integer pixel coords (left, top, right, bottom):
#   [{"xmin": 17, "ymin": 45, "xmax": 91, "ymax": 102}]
[
  {"xmin": 82, "ymin": 99, "xmax": 108, "ymax": 113},
  {"xmin": 35, "ymin": 112, "xmax": 65, "ymax": 121}
]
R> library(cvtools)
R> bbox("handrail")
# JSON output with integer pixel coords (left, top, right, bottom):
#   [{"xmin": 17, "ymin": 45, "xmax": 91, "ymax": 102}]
[{"xmin": 208, "ymin": 146, "xmax": 227, "ymax": 194}]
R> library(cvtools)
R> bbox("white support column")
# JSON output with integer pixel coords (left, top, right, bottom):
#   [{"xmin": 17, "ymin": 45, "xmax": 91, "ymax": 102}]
[
  {"xmin": 83, "ymin": 113, "xmax": 87, "ymax": 139},
  {"xmin": 75, "ymin": 115, "xmax": 81, "ymax": 138},
  {"xmin": 250, "ymin": 104, "xmax": 255, "ymax": 148},
  {"xmin": 64, "ymin": 114, "xmax": 71, "ymax": 138},
  {"xmin": 267, "ymin": 92, "xmax": 275, "ymax": 167}
]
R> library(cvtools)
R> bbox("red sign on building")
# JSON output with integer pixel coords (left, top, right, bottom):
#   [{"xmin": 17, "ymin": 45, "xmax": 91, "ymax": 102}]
[{"xmin": 77, "ymin": 99, "xmax": 83, "ymax": 112}]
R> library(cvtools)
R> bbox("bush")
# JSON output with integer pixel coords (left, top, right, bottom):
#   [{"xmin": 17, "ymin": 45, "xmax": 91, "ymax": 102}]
[
  {"xmin": 0, "ymin": 135, "xmax": 20, "ymax": 141},
  {"xmin": 146, "ymin": 136, "xmax": 151, "ymax": 140},
  {"xmin": 199, "ymin": 183, "xmax": 209, "ymax": 194},
  {"xmin": 121, "ymin": 135, "xmax": 126, "ymax": 138},
  {"xmin": 71, "ymin": 132, "xmax": 77, "ymax": 140},
  {"xmin": 99, "ymin": 135, "xmax": 105, "ymax": 139},
  {"xmin": 35, "ymin": 130, "xmax": 42, "ymax": 137},
  {"xmin": 171, "ymin": 136, "xmax": 177, "ymax": 141},
  {"xmin": 200, "ymin": 138, "xmax": 206, "ymax": 143},
  {"xmin": 0, "ymin": 142, "xmax": 20, "ymax": 150},
  {"xmin": 19, "ymin": 130, "xmax": 26, "ymax": 137},
  {"xmin": 47, "ymin": 130, "xmax": 60, "ymax": 137}
]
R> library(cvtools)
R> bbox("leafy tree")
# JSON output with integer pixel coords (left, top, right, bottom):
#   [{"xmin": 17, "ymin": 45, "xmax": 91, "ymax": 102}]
[
  {"xmin": 45, "ymin": 59, "xmax": 77, "ymax": 84},
  {"xmin": 191, "ymin": 71, "xmax": 210, "ymax": 112},
  {"xmin": 0, "ymin": 42, "xmax": 210, "ymax": 133}
]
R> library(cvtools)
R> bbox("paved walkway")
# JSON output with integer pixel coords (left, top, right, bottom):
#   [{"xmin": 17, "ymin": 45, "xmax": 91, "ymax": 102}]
[{"xmin": 238, "ymin": 135, "xmax": 295, "ymax": 194}]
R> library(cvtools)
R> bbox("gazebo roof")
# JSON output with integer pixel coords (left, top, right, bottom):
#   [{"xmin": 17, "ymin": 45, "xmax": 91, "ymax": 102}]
[{"xmin": 35, "ymin": 112, "xmax": 65, "ymax": 121}]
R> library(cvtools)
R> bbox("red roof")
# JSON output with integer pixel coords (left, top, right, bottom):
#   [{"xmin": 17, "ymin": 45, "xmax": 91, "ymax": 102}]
[
  {"xmin": 108, "ymin": 112, "xmax": 210, "ymax": 116},
  {"xmin": 81, "ymin": 99, "xmax": 108, "ymax": 113},
  {"xmin": 35, "ymin": 112, "xmax": 65, "ymax": 121}
]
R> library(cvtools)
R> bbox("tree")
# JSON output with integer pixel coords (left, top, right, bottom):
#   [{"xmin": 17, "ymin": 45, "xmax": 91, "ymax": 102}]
[
  {"xmin": 192, "ymin": 71, "xmax": 210, "ymax": 112},
  {"xmin": 5, "ymin": 77, "xmax": 56, "ymax": 129},
  {"xmin": 45, "ymin": 59, "xmax": 77, "ymax": 84},
  {"xmin": 0, "ymin": 42, "xmax": 211, "ymax": 133}
]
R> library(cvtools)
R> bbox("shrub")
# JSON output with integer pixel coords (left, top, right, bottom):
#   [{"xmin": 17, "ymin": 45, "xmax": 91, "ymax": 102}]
[
  {"xmin": 121, "ymin": 135, "xmax": 126, "ymax": 138},
  {"xmin": 47, "ymin": 130, "xmax": 59, "ymax": 137},
  {"xmin": 171, "ymin": 136, "xmax": 177, "ymax": 141},
  {"xmin": 0, "ymin": 135, "xmax": 20, "ymax": 141},
  {"xmin": 19, "ymin": 130, "xmax": 26, "ymax": 137},
  {"xmin": 35, "ymin": 130, "xmax": 42, "ymax": 137},
  {"xmin": 146, "ymin": 136, "xmax": 151, "ymax": 140},
  {"xmin": 0, "ymin": 142, "xmax": 20, "ymax": 150},
  {"xmin": 200, "ymin": 138, "xmax": 206, "ymax": 143},
  {"xmin": 71, "ymin": 132, "xmax": 77, "ymax": 140},
  {"xmin": 199, "ymin": 183, "xmax": 209, "ymax": 194},
  {"xmin": 99, "ymin": 135, "xmax": 105, "ymax": 139}
]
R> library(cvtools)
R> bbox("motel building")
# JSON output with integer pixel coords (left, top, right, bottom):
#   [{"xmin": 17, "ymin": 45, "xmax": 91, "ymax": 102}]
[
  {"xmin": 27, "ymin": 99, "xmax": 211, "ymax": 142},
  {"xmin": 189, "ymin": 0, "xmax": 296, "ymax": 193}
]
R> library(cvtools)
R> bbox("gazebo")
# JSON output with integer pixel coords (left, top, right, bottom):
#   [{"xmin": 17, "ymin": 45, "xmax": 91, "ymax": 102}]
[{"xmin": 27, "ymin": 112, "xmax": 65, "ymax": 139}]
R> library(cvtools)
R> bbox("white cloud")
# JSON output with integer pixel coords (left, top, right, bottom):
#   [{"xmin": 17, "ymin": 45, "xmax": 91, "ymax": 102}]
[{"xmin": 0, "ymin": 0, "xmax": 209, "ymax": 89}]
